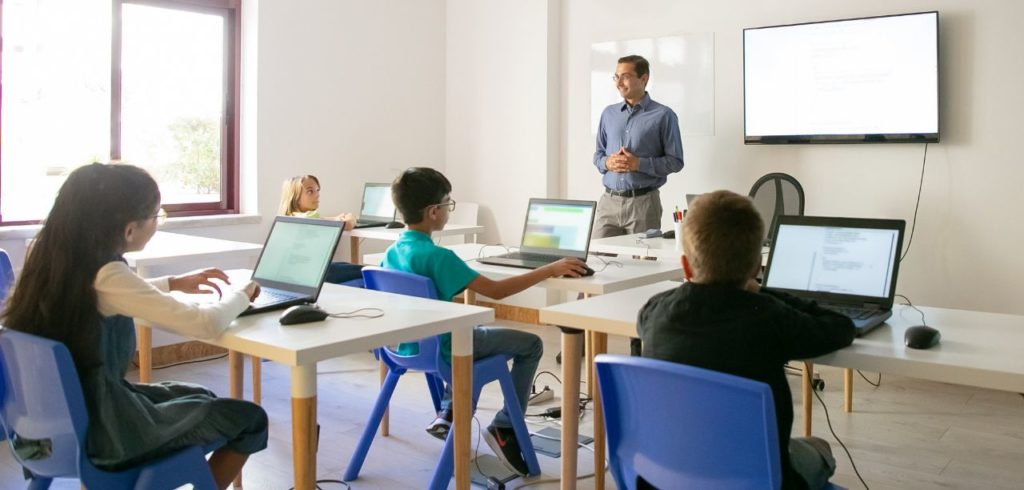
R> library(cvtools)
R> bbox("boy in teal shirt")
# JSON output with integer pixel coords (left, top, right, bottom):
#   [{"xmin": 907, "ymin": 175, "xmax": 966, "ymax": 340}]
[{"xmin": 383, "ymin": 167, "xmax": 587, "ymax": 475}]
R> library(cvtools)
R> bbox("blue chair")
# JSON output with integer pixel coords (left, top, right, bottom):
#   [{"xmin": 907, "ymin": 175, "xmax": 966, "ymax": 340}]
[
  {"xmin": 0, "ymin": 329, "xmax": 222, "ymax": 490},
  {"xmin": 344, "ymin": 267, "xmax": 541, "ymax": 489},
  {"xmin": 595, "ymin": 354, "xmax": 844, "ymax": 490},
  {"xmin": 0, "ymin": 248, "xmax": 14, "ymax": 303}
]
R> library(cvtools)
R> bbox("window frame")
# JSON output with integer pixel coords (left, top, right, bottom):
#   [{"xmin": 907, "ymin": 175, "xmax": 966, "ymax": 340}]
[{"xmin": 0, "ymin": 0, "xmax": 242, "ymax": 224}]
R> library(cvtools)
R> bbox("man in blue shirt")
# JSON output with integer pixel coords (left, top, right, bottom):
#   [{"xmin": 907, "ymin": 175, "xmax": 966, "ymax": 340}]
[
  {"xmin": 593, "ymin": 54, "xmax": 684, "ymax": 238},
  {"xmin": 383, "ymin": 167, "xmax": 587, "ymax": 476}
]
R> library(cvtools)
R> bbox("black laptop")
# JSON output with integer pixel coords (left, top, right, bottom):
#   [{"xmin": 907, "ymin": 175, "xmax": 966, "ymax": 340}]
[
  {"xmin": 762, "ymin": 215, "xmax": 905, "ymax": 336},
  {"xmin": 353, "ymin": 183, "xmax": 398, "ymax": 228},
  {"xmin": 478, "ymin": 198, "xmax": 596, "ymax": 269},
  {"xmin": 238, "ymin": 216, "xmax": 344, "ymax": 316}
]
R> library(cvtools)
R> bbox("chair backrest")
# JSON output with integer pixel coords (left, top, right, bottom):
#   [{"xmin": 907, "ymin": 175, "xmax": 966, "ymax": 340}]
[
  {"xmin": 748, "ymin": 173, "xmax": 805, "ymax": 247},
  {"xmin": 0, "ymin": 329, "xmax": 90, "ymax": 478},
  {"xmin": 360, "ymin": 267, "xmax": 447, "ymax": 374},
  {"xmin": 0, "ymin": 249, "xmax": 14, "ymax": 303},
  {"xmin": 595, "ymin": 354, "xmax": 782, "ymax": 490}
]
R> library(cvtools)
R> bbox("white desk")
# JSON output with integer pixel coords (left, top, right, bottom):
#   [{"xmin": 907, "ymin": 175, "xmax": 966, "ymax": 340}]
[
  {"xmin": 540, "ymin": 282, "xmax": 677, "ymax": 490},
  {"xmin": 348, "ymin": 224, "xmax": 484, "ymax": 263},
  {"xmin": 541, "ymin": 288, "xmax": 1024, "ymax": 490},
  {"xmin": 590, "ymin": 233, "xmax": 770, "ymax": 265},
  {"xmin": 124, "ymin": 232, "xmax": 263, "ymax": 383},
  {"xmin": 198, "ymin": 277, "xmax": 491, "ymax": 490},
  {"xmin": 364, "ymin": 243, "xmax": 683, "ymax": 296}
]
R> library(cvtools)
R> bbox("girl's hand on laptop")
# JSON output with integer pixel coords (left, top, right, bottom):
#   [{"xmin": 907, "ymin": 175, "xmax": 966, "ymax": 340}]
[
  {"xmin": 546, "ymin": 258, "xmax": 588, "ymax": 278},
  {"xmin": 168, "ymin": 268, "xmax": 230, "ymax": 297},
  {"xmin": 243, "ymin": 281, "xmax": 261, "ymax": 301},
  {"xmin": 332, "ymin": 212, "xmax": 356, "ymax": 230}
]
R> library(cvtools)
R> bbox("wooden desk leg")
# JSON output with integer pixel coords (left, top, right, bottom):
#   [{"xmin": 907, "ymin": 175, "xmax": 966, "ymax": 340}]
[
  {"xmin": 803, "ymin": 362, "xmax": 813, "ymax": 437},
  {"xmin": 291, "ymin": 364, "xmax": 317, "ymax": 490},
  {"xmin": 844, "ymin": 368, "xmax": 854, "ymax": 412},
  {"xmin": 464, "ymin": 290, "xmax": 476, "ymax": 305},
  {"xmin": 350, "ymin": 236, "xmax": 360, "ymax": 264},
  {"xmin": 591, "ymin": 332, "xmax": 608, "ymax": 490},
  {"xmin": 584, "ymin": 331, "xmax": 594, "ymax": 399},
  {"xmin": 251, "ymin": 356, "xmax": 262, "ymax": 405},
  {"xmin": 229, "ymin": 351, "xmax": 244, "ymax": 488},
  {"xmin": 451, "ymin": 326, "xmax": 474, "ymax": 490},
  {"xmin": 560, "ymin": 327, "xmax": 584, "ymax": 490},
  {"xmin": 380, "ymin": 359, "xmax": 390, "ymax": 437},
  {"xmin": 136, "ymin": 324, "xmax": 152, "ymax": 383}
]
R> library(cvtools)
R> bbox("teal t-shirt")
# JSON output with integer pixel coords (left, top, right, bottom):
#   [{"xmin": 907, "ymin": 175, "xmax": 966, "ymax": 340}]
[{"xmin": 381, "ymin": 230, "xmax": 479, "ymax": 360}]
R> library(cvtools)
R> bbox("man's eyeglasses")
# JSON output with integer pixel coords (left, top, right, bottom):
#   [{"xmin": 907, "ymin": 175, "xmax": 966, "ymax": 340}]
[
  {"xmin": 612, "ymin": 73, "xmax": 638, "ymax": 82},
  {"xmin": 152, "ymin": 208, "xmax": 168, "ymax": 226},
  {"xmin": 426, "ymin": 199, "xmax": 457, "ymax": 213}
]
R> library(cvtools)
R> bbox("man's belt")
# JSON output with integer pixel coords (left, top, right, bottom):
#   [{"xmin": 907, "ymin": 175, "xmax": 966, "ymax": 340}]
[{"xmin": 605, "ymin": 186, "xmax": 655, "ymax": 198}]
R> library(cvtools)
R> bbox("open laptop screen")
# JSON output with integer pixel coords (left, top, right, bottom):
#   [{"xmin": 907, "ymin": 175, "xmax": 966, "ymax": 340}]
[
  {"xmin": 519, "ymin": 199, "xmax": 596, "ymax": 258},
  {"xmin": 764, "ymin": 217, "xmax": 903, "ymax": 301},
  {"xmin": 360, "ymin": 183, "xmax": 397, "ymax": 222},
  {"xmin": 253, "ymin": 218, "xmax": 342, "ymax": 290}
]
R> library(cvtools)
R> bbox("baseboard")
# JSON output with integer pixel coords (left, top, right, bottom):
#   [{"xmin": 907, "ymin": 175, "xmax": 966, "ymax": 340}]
[
  {"xmin": 133, "ymin": 341, "xmax": 228, "ymax": 370},
  {"xmin": 473, "ymin": 300, "xmax": 539, "ymax": 325}
]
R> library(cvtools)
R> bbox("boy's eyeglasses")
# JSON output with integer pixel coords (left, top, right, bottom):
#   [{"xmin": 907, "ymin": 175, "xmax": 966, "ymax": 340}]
[
  {"xmin": 612, "ymin": 73, "xmax": 638, "ymax": 82},
  {"xmin": 152, "ymin": 208, "xmax": 168, "ymax": 226},
  {"xmin": 427, "ymin": 199, "xmax": 457, "ymax": 213}
]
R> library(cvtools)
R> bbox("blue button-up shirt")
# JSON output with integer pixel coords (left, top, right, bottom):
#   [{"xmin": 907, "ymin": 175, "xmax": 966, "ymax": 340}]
[{"xmin": 593, "ymin": 92, "xmax": 684, "ymax": 192}]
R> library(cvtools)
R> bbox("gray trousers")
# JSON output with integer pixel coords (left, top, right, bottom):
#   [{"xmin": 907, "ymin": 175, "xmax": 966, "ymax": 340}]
[
  {"xmin": 790, "ymin": 436, "xmax": 838, "ymax": 489},
  {"xmin": 592, "ymin": 189, "xmax": 663, "ymax": 238},
  {"xmin": 593, "ymin": 189, "xmax": 663, "ymax": 355}
]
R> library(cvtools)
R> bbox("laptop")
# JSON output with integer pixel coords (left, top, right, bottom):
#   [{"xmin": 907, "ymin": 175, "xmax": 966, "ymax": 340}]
[
  {"xmin": 478, "ymin": 198, "xmax": 597, "ymax": 269},
  {"xmin": 238, "ymin": 216, "xmax": 345, "ymax": 316},
  {"xmin": 762, "ymin": 215, "xmax": 905, "ymax": 336},
  {"xmin": 353, "ymin": 183, "xmax": 398, "ymax": 228}
]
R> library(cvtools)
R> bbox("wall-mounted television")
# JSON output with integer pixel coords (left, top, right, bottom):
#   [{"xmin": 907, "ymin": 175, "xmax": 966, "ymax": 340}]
[{"xmin": 744, "ymin": 11, "xmax": 939, "ymax": 144}]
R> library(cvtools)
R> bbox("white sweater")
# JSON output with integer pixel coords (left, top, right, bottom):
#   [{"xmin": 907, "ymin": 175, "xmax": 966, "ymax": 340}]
[{"xmin": 94, "ymin": 261, "xmax": 251, "ymax": 340}]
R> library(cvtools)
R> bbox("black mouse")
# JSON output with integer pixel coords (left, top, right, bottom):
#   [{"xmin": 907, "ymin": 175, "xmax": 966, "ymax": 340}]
[
  {"xmin": 662, "ymin": 230, "xmax": 676, "ymax": 239},
  {"xmin": 904, "ymin": 325, "xmax": 941, "ymax": 349},
  {"xmin": 279, "ymin": 304, "xmax": 329, "ymax": 325},
  {"xmin": 385, "ymin": 221, "xmax": 405, "ymax": 229},
  {"xmin": 564, "ymin": 264, "xmax": 595, "ymax": 278}
]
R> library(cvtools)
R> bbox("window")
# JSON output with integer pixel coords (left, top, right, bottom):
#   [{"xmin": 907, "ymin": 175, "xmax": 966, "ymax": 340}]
[{"xmin": 0, "ymin": 0, "xmax": 240, "ymax": 224}]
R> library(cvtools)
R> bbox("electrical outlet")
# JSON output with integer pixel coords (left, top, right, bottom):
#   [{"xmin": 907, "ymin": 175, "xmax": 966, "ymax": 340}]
[{"xmin": 528, "ymin": 386, "xmax": 554, "ymax": 405}]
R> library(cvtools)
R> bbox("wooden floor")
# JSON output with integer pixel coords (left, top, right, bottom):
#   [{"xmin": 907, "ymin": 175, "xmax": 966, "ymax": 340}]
[{"xmin": 3, "ymin": 321, "xmax": 1023, "ymax": 489}]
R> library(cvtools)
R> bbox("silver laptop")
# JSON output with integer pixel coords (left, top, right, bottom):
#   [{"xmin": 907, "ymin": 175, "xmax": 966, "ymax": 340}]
[
  {"xmin": 353, "ymin": 183, "xmax": 398, "ymax": 228},
  {"xmin": 478, "ymin": 198, "xmax": 597, "ymax": 269},
  {"xmin": 762, "ymin": 216, "xmax": 905, "ymax": 336},
  {"xmin": 239, "ymin": 216, "xmax": 345, "ymax": 316}
]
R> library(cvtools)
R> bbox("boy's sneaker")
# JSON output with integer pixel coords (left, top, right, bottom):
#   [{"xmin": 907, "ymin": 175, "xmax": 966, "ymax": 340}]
[
  {"xmin": 425, "ymin": 409, "xmax": 452, "ymax": 441},
  {"xmin": 483, "ymin": 425, "xmax": 529, "ymax": 476}
]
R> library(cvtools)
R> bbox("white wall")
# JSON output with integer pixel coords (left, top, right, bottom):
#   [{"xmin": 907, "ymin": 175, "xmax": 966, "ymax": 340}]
[{"xmin": 559, "ymin": 0, "xmax": 1024, "ymax": 314}]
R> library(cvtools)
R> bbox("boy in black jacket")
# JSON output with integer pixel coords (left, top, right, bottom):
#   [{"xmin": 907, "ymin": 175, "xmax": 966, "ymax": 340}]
[{"xmin": 637, "ymin": 190, "xmax": 854, "ymax": 489}]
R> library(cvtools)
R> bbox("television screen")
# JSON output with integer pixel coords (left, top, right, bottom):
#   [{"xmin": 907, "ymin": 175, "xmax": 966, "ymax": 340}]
[{"xmin": 744, "ymin": 12, "xmax": 939, "ymax": 144}]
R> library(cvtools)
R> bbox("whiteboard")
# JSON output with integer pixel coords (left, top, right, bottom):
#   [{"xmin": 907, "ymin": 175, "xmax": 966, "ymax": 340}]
[{"xmin": 590, "ymin": 33, "xmax": 715, "ymax": 137}]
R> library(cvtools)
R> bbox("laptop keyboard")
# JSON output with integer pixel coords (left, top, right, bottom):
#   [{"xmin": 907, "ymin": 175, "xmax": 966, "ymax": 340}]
[
  {"xmin": 252, "ymin": 289, "xmax": 300, "ymax": 306},
  {"xmin": 502, "ymin": 252, "xmax": 565, "ymax": 263},
  {"xmin": 823, "ymin": 305, "xmax": 877, "ymax": 320}
]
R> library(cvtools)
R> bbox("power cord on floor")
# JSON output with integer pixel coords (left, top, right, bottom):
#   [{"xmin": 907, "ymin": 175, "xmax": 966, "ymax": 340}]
[
  {"xmin": 812, "ymin": 388, "xmax": 870, "ymax": 490},
  {"xmin": 857, "ymin": 370, "xmax": 882, "ymax": 387},
  {"xmin": 516, "ymin": 432, "xmax": 606, "ymax": 489},
  {"xmin": 152, "ymin": 352, "xmax": 228, "ymax": 370},
  {"xmin": 287, "ymin": 479, "xmax": 349, "ymax": 490}
]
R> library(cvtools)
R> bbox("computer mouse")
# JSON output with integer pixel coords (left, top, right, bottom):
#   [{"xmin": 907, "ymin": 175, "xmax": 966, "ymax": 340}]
[
  {"xmin": 662, "ymin": 230, "xmax": 676, "ymax": 239},
  {"xmin": 643, "ymin": 228, "xmax": 662, "ymax": 238},
  {"xmin": 904, "ymin": 325, "xmax": 941, "ymax": 349},
  {"xmin": 563, "ymin": 264, "xmax": 596, "ymax": 278},
  {"xmin": 385, "ymin": 221, "xmax": 405, "ymax": 229},
  {"xmin": 279, "ymin": 304, "xmax": 329, "ymax": 325}
]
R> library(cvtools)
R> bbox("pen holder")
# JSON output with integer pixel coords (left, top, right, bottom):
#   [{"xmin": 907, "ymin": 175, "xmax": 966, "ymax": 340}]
[{"xmin": 674, "ymin": 220, "xmax": 684, "ymax": 251}]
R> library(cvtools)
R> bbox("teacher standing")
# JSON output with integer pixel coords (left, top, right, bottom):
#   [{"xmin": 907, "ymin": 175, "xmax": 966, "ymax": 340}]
[{"xmin": 593, "ymin": 54, "xmax": 684, "ymax": 238}]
